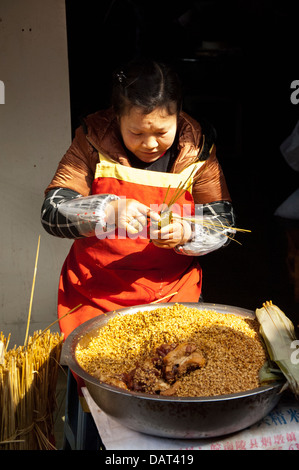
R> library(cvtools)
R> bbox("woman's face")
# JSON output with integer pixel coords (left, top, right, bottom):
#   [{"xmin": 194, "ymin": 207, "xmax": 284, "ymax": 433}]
[{"xmin": 119, "ymin": 106, "xmax": 177, "ymax": 163}]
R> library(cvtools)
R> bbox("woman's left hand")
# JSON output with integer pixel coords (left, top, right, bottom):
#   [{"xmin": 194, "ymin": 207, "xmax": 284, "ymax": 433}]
[{"xmin": 151, "ymin": 216, "xmax": 192, "ymax": 249}]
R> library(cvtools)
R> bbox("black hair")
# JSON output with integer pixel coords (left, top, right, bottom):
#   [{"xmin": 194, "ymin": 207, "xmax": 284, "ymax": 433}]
[{"xmin": 111, "ymin": 59, "xmax": 182, "ymax": 117}]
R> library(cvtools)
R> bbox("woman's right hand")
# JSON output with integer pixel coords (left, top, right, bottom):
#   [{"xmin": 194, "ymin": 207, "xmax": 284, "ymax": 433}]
[{"xmin": 106, "ymin": 198, "xmax": 160, "ymax": 234}]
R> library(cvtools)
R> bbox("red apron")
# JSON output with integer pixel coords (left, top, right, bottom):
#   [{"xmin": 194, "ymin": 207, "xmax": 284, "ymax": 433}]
[{"xmin": 58, "ymin": 153, "xmax": 203, "ymax": 338}]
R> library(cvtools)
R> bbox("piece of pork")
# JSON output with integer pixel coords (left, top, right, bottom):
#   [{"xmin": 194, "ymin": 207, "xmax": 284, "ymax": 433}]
[{"xmin": 162, "ymin": 342, "xmax": 206, "ymax": 382}]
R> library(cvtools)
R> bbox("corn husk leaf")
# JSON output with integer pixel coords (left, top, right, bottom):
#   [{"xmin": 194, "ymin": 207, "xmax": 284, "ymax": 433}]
[
  {"xmin": 258, "ymin": 361, "xmax": 283, "ymax": 385},
  {"xmin": 255, "ymin": 301, "xmax": 299, "ymax": 397}
]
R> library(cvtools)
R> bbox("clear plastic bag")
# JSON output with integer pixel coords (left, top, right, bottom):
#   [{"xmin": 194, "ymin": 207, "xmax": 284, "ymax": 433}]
[{"xmin": 280, "ymin": 121, "xmax": 299, "ymax": 172}]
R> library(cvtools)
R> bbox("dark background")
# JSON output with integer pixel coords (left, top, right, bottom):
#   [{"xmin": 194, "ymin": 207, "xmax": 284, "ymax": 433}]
[{"xmin": 65, "ymin": 0, "xmax": 299, "ymax": 325}]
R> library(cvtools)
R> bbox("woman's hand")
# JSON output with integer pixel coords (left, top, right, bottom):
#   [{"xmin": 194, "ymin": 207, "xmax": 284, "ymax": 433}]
[
  {"xmin": 106, "ymin": 198, "xmax": 160, "ymax": 234},
  {"xmin": 151, "ymin": 215, "xmax": 192, "ymax": 249}
]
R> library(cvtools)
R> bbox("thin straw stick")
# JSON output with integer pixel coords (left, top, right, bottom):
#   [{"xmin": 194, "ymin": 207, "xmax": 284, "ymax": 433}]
[
  {"xmin": 161, "ymin": 185, "xmax": 171, "ymax": 207},
  {"xmin": 174, "ymin": 215, "xmax": 252, "ymax": 232},
  {"xmin": 30, "ymin": 303, "xmax": 82, "ymax": 346},
  {"xmin": 150, "ymin": 292, "xmax": 178, "ymax": 304},
  {"xmin": 166, "ymin": 163, "xmax": 206, "ymax": 208},
  {"xmin": 164, "ymin": 166, "xmax": 196, "ymax": 209},
  {"xmin": 24, "ymin": 235, "xmax": 40, "ymax": 346}
]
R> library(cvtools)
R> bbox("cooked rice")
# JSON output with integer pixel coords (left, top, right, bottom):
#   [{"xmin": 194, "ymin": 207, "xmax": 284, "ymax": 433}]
[{"xmin": 75, "ymin": 304, "xmax": 267, "ymax": 397}]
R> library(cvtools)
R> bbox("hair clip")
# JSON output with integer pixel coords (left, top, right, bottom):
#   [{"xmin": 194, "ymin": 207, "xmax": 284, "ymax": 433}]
[{"xmin": 116, "ymin": 71, "xmax": 126, "ymax": 83}]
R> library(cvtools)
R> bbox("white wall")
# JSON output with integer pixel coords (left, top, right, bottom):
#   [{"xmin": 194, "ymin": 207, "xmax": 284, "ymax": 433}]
[{"xmin": 0, "ymin": 0, "xmax": 72, "ymax": 345}]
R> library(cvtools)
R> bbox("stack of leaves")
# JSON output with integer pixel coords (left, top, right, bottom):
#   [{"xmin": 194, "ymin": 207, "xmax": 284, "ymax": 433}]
[{"xmin": 256, "ymin": 301, "xmax": 299, "ymax": 397}]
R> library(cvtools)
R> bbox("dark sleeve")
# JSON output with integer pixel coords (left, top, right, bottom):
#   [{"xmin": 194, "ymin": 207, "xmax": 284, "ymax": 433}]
[
  {"xmin": 203, "ymin": 200, "xmax": 236, "ymax": 247},
  {"xmin": 41, "ymin": 188, "xmax": 83, "ymax": 239},
  {"xmin": 203, "ymin": 200, "xmax": 236, "ymax": 227}
]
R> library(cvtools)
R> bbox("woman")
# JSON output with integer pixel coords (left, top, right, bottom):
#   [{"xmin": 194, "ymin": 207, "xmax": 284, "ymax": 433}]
[{"xmin": 41, "ymin": 59, "xmax": 235, "ymax": 338}]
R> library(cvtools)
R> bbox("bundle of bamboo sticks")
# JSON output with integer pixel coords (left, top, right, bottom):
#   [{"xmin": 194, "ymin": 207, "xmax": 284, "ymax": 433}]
[
  {"xmin": 0, "ymin": 330, "xmax": 64, "ymax": 450},
  {"xmin": 0, "ymin": 236, "xmax": 66, "ymax": 450}
]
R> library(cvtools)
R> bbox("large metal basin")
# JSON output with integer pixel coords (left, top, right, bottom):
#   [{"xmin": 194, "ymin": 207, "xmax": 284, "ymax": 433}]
[{"xmin": 62, "ymin": 302, "xmax": 284, "ymax": 439}]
